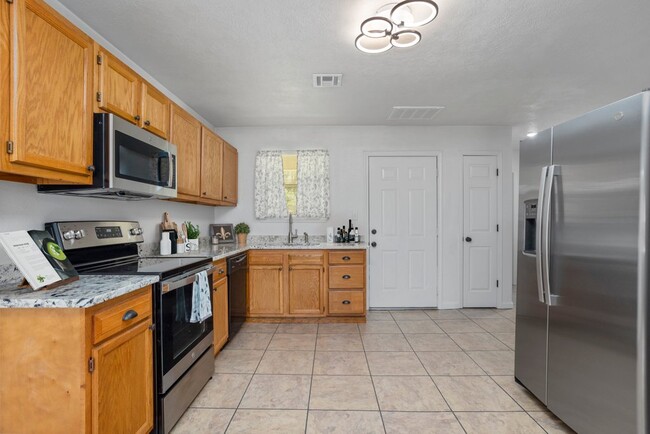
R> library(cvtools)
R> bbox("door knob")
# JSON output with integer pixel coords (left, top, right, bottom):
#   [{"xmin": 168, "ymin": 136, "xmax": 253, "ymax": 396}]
[
  {"xmin": 371, "ymin": 242, "xmax": 377, "ymax": 247},
  {"xmin": 465, "ymin": 237, "xmax": 472, "ymax": 242},
  {"xmin": 371, "ymin": 229, "xmax": 377, "ymax": 234}
]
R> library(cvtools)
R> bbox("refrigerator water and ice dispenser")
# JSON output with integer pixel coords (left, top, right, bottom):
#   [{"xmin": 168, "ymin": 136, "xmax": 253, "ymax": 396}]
[{"xmin": 523, "ymin": 199, "xmax": 538, "ymax": 254}]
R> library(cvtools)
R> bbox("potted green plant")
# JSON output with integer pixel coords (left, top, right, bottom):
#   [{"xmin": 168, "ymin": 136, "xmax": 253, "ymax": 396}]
[
  {"xmin": 185, "ymin": 221, "xmax": 200, "ymax": 251},
  {"xmin": 235, "ymin": 222, "xmax": 250, "ymax": 245}
]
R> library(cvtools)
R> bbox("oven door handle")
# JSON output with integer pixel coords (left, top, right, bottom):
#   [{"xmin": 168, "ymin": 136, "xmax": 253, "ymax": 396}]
[{"xmin": 162, "ymin": 266, "xmax": 216, "ymax": 294}]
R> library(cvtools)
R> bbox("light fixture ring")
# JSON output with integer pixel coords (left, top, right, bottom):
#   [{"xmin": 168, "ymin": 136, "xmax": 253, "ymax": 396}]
[
  {"xmin": 360, "ymin": 16, "xmax": 394, "ymax": 38},
  {"xmin": 390, "ymin": 29, "xmax": 422, "ymax": 48},
  {"xmin": 390, "ymin": 0, "xmax": 438, "ymax": 27},
  {"xmin": 355, "ymin": 34, "xmax": 393, "ymax": 54}
]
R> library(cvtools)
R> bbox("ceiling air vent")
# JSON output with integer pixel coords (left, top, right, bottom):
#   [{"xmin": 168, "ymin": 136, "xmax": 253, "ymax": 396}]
[
  {"xmin": 313, "ymin": 74, "xmax": 342, "ymax": 88},
  {"xmin": 387, "ymin": 106, "xmax": 445, "ymax": 121}
]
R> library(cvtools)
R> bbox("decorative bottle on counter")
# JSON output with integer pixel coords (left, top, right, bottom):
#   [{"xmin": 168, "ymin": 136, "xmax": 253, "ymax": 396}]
[
  {"xmin": 354, "ymin": 227, "xmax": 360, "ymax": 243},
  {"xmin": 160, "ymin": 232, "xmax": 172, "ymax": 255}
]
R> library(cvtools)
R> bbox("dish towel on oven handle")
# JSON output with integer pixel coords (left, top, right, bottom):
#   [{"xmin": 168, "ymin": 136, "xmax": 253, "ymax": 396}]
[{"xmin": 190, "ymin": 270, "xmax": 212, "ymax": 323}]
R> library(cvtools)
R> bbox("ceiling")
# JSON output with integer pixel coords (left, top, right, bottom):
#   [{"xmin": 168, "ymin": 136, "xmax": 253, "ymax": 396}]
[{"xmin": 58, "ymin": 0, "xmax": 650, "ymax": 129}]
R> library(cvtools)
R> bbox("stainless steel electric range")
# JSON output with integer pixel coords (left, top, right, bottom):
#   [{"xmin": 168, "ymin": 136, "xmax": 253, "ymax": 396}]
[{"xmin": 45, "ymin": 220, "xmax": 215, "ymax": 434}]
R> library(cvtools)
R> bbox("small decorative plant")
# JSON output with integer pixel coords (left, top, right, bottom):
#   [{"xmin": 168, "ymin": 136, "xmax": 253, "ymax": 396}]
[
  {"xmin": 185, "ymin": 221, "xmax": 200, "ymax": 239},
  {"xmin": 235, "ymin": 222, "xmax": 250, "ymax": 234},
  {"xmin": 235, "ymin": 222, "xmax": 250, "ymax": 245}
]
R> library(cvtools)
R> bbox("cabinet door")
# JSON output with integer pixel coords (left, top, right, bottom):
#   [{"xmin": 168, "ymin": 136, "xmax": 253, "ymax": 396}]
[
  {"xmin": 222, "ymin": 141, "xmax": 238, "ymax": 204},
  {"xmin": 96, "ymin": 49, "xmax": 141, "ymax": 124},
  {"xmin": 248, "ymin": 265, "xmax": 283, "ymax": 316},
  {"xmin": 213, "ymin": 276, "xmax": 229, "ymax": 354},
  {"xmin": 141, "ymin": 82, "xmax": 170, "ymax": 139},
  {"xmin": 2, "ymin": 0, "xmax": 93, "ymax": 183},
  {"xmin": 201, "ymin": 126, "xmax": 223, "ymax": 201},
  {"xmin": 91, "ymin": 320, "xmax": 153, "ymax": 434},
  {"xmin": 288, "ymin": 265, "xmax": 324, "ymax": 315},
  {"xmin": 171, "ymin": 105, "xmax": 201, "ymax": 197}
]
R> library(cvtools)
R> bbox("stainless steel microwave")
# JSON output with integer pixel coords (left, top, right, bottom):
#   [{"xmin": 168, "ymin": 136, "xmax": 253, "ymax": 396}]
[{"xmin": 38, "ymin": 113, "xmax": 177, "ymax": 200}]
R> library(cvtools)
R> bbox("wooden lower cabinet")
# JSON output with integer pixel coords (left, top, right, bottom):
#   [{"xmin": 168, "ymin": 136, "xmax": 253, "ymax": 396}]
[
  {"xmin": 0, "ymin": 286, "xmax": 154, "ymax": 434},
  {"xmin": 247, "ymin": 249, "xmax": 365, "ymax": 318},
  {"xmin": 248, "ymin": 264, "xmax": 284, "ymax": 316},
  {"xmin": 212, "ymin": 259, "xmax": 229, "ymax": 354},
  {"xmin": 288, "ymin": 264, "xmax": 325, "ymax": 315}
]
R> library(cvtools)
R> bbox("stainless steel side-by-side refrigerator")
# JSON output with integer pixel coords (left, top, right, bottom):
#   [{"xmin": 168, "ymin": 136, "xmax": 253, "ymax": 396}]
[{"xmin": 515, "ymin": 91, "xmax": 650, "ymax": 434}]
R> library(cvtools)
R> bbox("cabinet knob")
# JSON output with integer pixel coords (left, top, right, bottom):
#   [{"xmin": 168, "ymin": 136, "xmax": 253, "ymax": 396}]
[
  {"xmin": 342, "ymin": 300, "xmax": 351, "ymax": 305},
  {"xmin": 122, "ymin": 309, "xmax": 138, "ymax": 321},
  {"xmin": 87, "ymin": 165, "xmax": 95, "ymax": 172},
  {"xmin": 134, "ymin": 115, "xmax": 141, "ymax": 121},
  {"xmin": 342, "ymin": 275, "xmax": 351, "ymax": 280},
  {"xmin": 218, "ymin": 269, "xmax": 225, "ymax": 275},
  {"xmin": 144, "ymin": 120, "xmax": 151, "ymax": 126}
]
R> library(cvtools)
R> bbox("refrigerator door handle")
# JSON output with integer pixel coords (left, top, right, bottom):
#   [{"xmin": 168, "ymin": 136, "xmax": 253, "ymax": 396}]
[
  {"xmin": 536, "ymin": 166, "xmax": 549, "ymax": 304},
  {"xmin": 543, "ymin": 164, "xmax": 561, "ymax": 306}
]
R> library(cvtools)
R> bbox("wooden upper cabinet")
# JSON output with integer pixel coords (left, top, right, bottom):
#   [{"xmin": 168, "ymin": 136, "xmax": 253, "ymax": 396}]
[
  {"xmin": 96, "ymin": 48, "xmax": 141, "ymax": 124},
  {"xmin": 171, "ymin": 104, "xmax": 201, "ymax": 197},
  {"xmin": 141, "ymin": 83, "xmax": 170, "ymax": 139},
  {"xmin": 222, "ymin": 141, "xmax": 238, "ymax": 204},
  {"xmin": 201, "ymin": 126, "xmax": 223, "ymax": 200},
  {"xmin": 1, "ymin": 0, "xmax": 93, "ymax": 184}
]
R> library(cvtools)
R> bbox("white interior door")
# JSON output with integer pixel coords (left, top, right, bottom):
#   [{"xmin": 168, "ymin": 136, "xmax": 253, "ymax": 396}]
[
  {"xmin": 462, "ymin": 155, "xmax": 499, "ymax": 307},
  {"xmin": 368, "ymin": 156, "xmax": 438, "ymax": 308}
]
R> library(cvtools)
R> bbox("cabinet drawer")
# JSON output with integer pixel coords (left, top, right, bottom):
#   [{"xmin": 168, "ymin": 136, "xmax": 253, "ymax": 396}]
[
  {"xmin": 288, "ymin": 252, "xmax": 324, "ymax": 265},
  {"xmin": 249, "ymin": 251, "xmax": 283, "ymax": 265},
  {"xmin": 329, "ymin": 265, "xmax": 365, "ymax": 288},
  {"xmin": 328, "ymin": 291, "xmax": 364, "ymax": 315},
  {"xmin": 329, "ymin": 250, "xmax": 365, "ymax": 265},
  {"xmin": 93, "ymin": 289, "xmax": 152, "ymax": 344},
  {"xmin": 213, "ymin": 259, "xmax": 227, "ymax": 285}
]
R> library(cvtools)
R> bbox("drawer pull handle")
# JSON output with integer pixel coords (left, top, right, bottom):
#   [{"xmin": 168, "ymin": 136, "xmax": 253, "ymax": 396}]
[
  {"xmin": 122, "ymin": 309, "xmax": 138, "ymax": 321},
  {"xmin": 342, "ymin": 256, "xmax": 351, "ymax": 261},
  {"xmin": 342, "ymin": 275, "xmax": 351, "ymax": 279},
  {"xmin": 342, "ymin": 300, "xmax": 351, "ymax": 305},
  {"xmin": 218, "ymin": 269, "xmax": 225, "ymax": 274}
]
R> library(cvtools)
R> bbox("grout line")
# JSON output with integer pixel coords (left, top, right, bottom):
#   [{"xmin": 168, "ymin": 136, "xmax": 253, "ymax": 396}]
[
  {"xmin": 304, "ymin": 328, "xmax": 318, "ymax": 434},
  {"xmin": 361, "ymin": 327, "xmax": 388, "ymax": 434}
]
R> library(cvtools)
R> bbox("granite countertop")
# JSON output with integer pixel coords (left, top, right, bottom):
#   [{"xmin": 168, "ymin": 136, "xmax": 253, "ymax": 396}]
[
  {"xmin": 0, "ymin": 275, "xmax": 159, "ymax": 309},
  {"xmin": 159, "ymin": 241, "xmax": 368, "ymax": 261}
]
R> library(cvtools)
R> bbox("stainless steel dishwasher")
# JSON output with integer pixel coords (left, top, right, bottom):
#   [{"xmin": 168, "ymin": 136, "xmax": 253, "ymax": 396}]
[{"xmin": 227, "ymin": 253, "xmax": 248, "ymax": 339}]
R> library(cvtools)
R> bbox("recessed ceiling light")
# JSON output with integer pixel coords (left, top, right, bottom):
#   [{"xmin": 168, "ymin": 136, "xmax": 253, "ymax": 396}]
[{"xmin": 527, "ymin": 132, "xmax": 538, "ymax": 138}]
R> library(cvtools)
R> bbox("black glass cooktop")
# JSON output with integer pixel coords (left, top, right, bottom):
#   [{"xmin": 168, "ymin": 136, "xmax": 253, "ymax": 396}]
[{"xmin": 79, "ymin": 256, "xmax": 212, "ymax": 280}]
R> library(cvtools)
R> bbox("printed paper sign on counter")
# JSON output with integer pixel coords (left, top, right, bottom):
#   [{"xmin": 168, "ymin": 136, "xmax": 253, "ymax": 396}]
[{"xmin": 0, "ymin": 230, "xmax": 79, "ymax": 290}]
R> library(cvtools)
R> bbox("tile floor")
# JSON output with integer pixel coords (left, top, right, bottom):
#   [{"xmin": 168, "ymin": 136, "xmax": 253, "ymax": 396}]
[{"xmin": 172, "ymin": 308, "xmax": 574, "ymax": 434}]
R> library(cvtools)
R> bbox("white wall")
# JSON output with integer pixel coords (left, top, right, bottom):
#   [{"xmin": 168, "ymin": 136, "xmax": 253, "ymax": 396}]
[
  {"xmin": 0, "ymin": 181, "xmax": 214, "ymax": 264},
  {"xmin": 214, "ymin": 126, "xmax": 514, "ymax": 308}
]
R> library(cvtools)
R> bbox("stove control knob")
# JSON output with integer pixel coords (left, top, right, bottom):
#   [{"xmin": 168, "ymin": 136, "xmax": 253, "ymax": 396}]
[
  {"xmin": 130, "ymin": 228, "xmax": 143, "ymax": 236},
  {"xmin": 63, "ymin": 230, "xmax": 75, "ymax": 240},
  {"xmin": 74, "ymin": 230, "xmax": 85, "ymax": 240}
]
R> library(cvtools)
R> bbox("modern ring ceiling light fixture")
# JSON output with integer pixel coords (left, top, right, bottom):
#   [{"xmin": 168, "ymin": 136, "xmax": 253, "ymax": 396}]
[{"xmin": 355, "ymin": 0, "xmax": 438, "ymax": 54}]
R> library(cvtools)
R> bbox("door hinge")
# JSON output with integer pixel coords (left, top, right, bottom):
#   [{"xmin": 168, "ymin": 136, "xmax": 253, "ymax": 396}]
[
  {"xmin": 6, "ymin": 141, "xmax": 14, "ymax": 154},
  {"xmin": 496, "ymin": 168, "xmax": 499, "ymax": 176},
  {"xmin": 88, "ymin": 357, "xmax": 95, "ymax": 373},
  {"xmin": 148, "ymin": 323, "xmax": 156, "ymax": 331},
  {"xmin": 496, "ymin": 224, "xmax": 499, "ymax": 232},
  {"xmin": 96, "ymin": 54, "xmax": 102, "ymax": 65},
  {"xmin": 496, "ymin": 280, "xmax": 499, "ymax": 288},
  {"xmin": 96, "ymin": 92, "xmax": 102, "ymax": 102}
]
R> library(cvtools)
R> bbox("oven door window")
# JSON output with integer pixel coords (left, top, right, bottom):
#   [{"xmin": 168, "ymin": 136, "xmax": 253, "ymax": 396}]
[
  {"xmin": 114, "ymin": 130, "xmax": 175, "ymax": 187},
  {"xmin": 160, "ymin": 277, "xmax": 213, "ymax": 375}
]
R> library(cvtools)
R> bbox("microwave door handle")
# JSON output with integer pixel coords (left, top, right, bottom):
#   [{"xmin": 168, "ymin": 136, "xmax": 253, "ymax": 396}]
[
  {"xmin": 166, "ymin": 151, "xmax": 174, "ymax": 188},
  {"xmin": 543, "ymin": 165, "xmax": 560, "ymax": 306},
  {"xmin": 536, "ymin": 166, "xmax": 548, "ymax": 304}
]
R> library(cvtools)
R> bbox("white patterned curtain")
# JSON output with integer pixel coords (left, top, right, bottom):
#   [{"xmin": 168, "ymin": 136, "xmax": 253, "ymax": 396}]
[
  {"xmin": 296, "ymin": 150, "xmax": 330, "ymax": 219},
  {"xmin": 254, "ymin": 151, "xmax": 289, "ymax": 219}
]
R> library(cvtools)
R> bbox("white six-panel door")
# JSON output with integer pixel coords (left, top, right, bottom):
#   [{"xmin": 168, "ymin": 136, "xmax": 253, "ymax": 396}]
[
  {"xmin": 462, "ymin": 155, "xmax": 499, "ymax": 307},
  {"xmin": 368, "ymin": 156, "xmax": 438, "ymax": 308}
]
